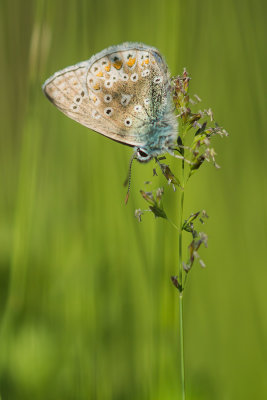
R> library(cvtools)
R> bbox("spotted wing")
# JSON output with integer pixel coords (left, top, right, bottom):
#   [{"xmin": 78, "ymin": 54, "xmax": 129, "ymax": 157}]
[{"xmin": 42, "ymin": 42, "xmax": 172, "ymax": 147}]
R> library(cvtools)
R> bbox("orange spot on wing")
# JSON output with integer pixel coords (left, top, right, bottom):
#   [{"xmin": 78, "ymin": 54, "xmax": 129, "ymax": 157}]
[
  {"xmin": 96, "ymin": 71, "xmax": 103, "ymax": 77},
  {"xmin": 113, "ymin": 60, "xmax": 123, "ymax": 70},
  {"xmin": 93, "ymin": 96, "xmax": 97, "ymax": 103},
  {"xmin": 127, "ymin": 57, "xmax": 136, "ymax": 67},
  {"xmin": 93, "ymin": 83, "xmax": 100, "ymax": 90},
  {"xmin": 145, "ymin": 59, "xmax": 149, "ymax": 64},
  {"xmin": 105, "ymin": 64, "xmax": 111, "ymax": 72}
]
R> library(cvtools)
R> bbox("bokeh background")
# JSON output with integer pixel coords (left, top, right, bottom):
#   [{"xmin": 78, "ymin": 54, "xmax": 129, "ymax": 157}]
[{"xmin": 0, "ymin": 0, "xmax": 266, "ymax": 399}]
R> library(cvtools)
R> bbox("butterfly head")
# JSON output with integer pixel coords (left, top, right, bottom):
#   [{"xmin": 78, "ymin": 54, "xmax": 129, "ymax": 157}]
[{"xmin": 135, "ymin": 147, "xmax": 153, "ymax": 163}]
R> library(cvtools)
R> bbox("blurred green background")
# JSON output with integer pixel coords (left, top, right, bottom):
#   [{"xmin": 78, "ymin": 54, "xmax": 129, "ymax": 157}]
[{"xmin": 0, "ymin": 0, "xmax": 266, "ymax": 399}]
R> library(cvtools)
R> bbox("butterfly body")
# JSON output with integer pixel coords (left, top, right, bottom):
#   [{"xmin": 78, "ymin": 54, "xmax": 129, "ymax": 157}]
[{"xmin": 43, "ymin": 42, "xmax": 178, "ymax": 162}]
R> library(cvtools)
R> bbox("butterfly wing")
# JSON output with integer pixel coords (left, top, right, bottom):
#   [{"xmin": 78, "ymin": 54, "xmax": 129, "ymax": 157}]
[{"xmin": 42, "ymin": 42, "xmax": 172, "ymax": 148}]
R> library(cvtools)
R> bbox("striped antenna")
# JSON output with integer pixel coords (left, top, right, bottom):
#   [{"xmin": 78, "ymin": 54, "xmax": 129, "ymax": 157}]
[{"xmin": 124, "ymin": 152, "xmax": 136, "ymax": 204}]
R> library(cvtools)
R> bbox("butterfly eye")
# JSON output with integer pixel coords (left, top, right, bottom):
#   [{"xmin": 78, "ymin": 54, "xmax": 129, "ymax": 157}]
[{"xmin": 136, "ymin": 148, "xmax": 152, "ymax": 163}]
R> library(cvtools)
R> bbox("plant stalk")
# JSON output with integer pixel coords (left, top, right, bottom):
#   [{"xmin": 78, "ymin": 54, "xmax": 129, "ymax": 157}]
[
  {"xmin": 178, "ymin": 190, "xmax": 184, "ymax": 285},
  {"xmin": 178, "ymin": 158, "xmax": 185, "ymax": 399},
  {"xmin": 179, "ymin": 293, "xmax": 185, "ymax": 400}
]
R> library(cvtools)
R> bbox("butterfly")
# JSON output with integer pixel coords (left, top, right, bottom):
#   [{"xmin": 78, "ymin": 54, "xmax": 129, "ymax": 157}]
[{"xmin": 42, "ymin": 42, "xmax": 178, "ymax": 163}]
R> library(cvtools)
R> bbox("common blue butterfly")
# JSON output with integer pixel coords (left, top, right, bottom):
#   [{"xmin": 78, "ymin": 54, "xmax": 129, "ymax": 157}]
[{"xmin": 42, "ymin": 42, "xmax": 178, "ymax": 163}]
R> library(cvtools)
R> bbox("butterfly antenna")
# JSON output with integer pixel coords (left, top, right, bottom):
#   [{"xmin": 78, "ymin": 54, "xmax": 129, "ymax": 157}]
[{"xmin": 124, "ymin": 152, "xmax": 136, "ymax": 204}]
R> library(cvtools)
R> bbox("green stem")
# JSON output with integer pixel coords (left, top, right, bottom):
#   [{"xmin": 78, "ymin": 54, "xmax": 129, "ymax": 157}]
[
  {"xmin": 178, "ymin": 158, "xmax": 185, "ymax": 399},
  {"xmin": 179, "ymin": 293, "xmax": 185, "ymax": 400},
  {"xmin": 178, "ymin": 189, "xmax": 184, "ymax": 286}
]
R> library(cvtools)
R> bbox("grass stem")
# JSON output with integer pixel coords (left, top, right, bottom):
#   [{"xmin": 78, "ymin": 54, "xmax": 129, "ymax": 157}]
[
  {"xmin": 179, "ymin": 293, "xmax": 185, "ymax": 400},
  {"xmin": 178, "ymin": 158, "xmax": 185, "ymax": 399}
]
